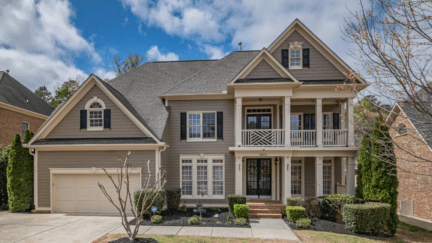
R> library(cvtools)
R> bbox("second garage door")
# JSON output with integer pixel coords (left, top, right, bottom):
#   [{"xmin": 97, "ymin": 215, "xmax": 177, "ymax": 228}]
[{"xmin": 53, "ymin": 173, "xmax": 141, "ymax": 214}]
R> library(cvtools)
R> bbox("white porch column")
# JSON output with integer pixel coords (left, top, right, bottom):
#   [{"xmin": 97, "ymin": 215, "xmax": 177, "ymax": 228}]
[
  {"xmin": 284, "ymin": 97, "xmax": 291, "ymax": 147},
  {"xmin": 340, "ymin": 101, "xmax": 347, "ymax": 130},
  {"xmin": 347, "ymin": 98, "xmax": 355, "ymax": 147},
  {"xmin": 235, "ymin": 156, "xmax": 243, "ymax": 195},
  {"xmin": 315, "ymin": 157, "xmax": 323, "ymax": 197},
  {"xmin": 282, "ymin": 156, "xmax": 291, "ymax": 205},
  {"xmin": 316, "ymin": 98, "xmax": 323, "ymax": 147},
  {"xmin": 235, "ymin": 97, "xmax": 242, "ymax": 147},
  {"xmin": 346, "ymin": 157, "xmax": 356, "ymax": 195}
]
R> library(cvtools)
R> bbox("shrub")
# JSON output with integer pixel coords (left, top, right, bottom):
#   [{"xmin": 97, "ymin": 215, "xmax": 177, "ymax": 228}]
[
  {"xmin": 134, "ymin": 189, "xmax": 165, "ymax": 213},
  {"xmin": 227, "ymin": 195, "xmax": 246, "ymax": 214},
  {"xmin": 286, "ymin": 198, "xmax": 305, "ymax": 206},
  {"xmin": 0, "ymin": 145, "xmax": 11, "ymax": 210},
  {"xmin": 343, "ymin": 202, "xmax": 390, "ymax": 235},
  {"xmin": 151, "ymin": 215, "xmax": 162, "ymax": 224},
  {"xmin": 302, "ymin": 197, "xmax": 322, "ymax": 218},
  {"xmin": 188, "ymin": 215, "xmax": 201, "ymax": 225},
  {"xmin": 234, "ymin": 204, "xmax": 249, "ymax": 218},
  {"xmin": 210, "ymin": 207, "xmax": 219, "ymax": 212},
  {"xmin": 166, "ymin": 188, "xmax": 181, "ymax": 213},
  {"xmin": 227, "ymin": 213, "xmax": 235, "ymax": 219},
  {"xmin": 235, "ymin": 218, "xmax": 248, "ymax": 225},
  {"xmin": 321, "ymin": 194, "xmax": 355, "ymax": 221},
  {"xmin": 295, "ymin": 218, "xmax": 311, "ymax": 228},
  {"xmin": 286, "ymin": 206, "xmax": 306, "ymax": 223}
]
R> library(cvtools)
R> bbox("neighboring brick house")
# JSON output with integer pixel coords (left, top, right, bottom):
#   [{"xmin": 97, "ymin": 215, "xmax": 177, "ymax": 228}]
[
  {"xmin": 0, "ymin": 71, "xmax": 53, "ymax": 146},
  {"xmin": 387, "ymin": 101, "xmax": 432, "ymax": 222}
]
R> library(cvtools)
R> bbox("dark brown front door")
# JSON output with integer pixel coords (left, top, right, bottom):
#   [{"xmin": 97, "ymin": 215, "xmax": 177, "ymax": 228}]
[{"xmin": 246, "ymin": 158, "xmax": 272, "ymax": 197}]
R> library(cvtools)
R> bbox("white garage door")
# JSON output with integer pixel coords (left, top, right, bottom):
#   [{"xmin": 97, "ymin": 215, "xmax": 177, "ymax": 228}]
[{"xmin": 53, "ymin": 173, "xmax": 141, "ymax": 214}]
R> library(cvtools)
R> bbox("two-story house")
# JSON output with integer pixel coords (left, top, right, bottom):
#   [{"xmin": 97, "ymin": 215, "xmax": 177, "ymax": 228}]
[{"xmin": 26, "ymin": 19, "xmax": 368, "ymax": 215}]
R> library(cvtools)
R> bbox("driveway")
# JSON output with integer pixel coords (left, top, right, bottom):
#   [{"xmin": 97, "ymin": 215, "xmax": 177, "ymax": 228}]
[{"xmin": 0, "ymin": 211, "xmax": 123, "ymax": 243}]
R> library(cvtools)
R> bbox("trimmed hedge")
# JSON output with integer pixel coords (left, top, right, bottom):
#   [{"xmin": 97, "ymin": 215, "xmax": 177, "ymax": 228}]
[
  {"xmin": 286, "ymin": 198, "xmax": 305, "ymax": 206},
  {"xmin": 151, "ymin": 215, "xmax": 162, "ymax": 224},
  {"xmin": 166, "ymin": 188, "xmax": 181, "ymax": 213},
  {"xmin": 134, "ymin": 189, "xmax": 165, "ymax": 213},
  {"xmin": 321, "ymin": 194, "xmax": 356, "ymax": 221},
  {"xmin": 343, "ymin": 202, "xmax": 390, "ymax": 234},
  {"xmin": 227, "ymin": 195, "xmax": 246, "ymax": 214},
  {"xmin": 295, "ymin": 218, "xmax": 311, "ymax": 228},
  {"xmin": 286, "ymin": 206, "xmax": 306, "ymax": 223},
  {"xmin": 234, "ymin": 204, "xmax": 249, "ymax": 218}
]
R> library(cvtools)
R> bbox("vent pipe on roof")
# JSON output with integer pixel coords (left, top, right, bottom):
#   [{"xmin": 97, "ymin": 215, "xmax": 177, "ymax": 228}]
[
  {"xmin": 238, "ymin": 42, "xmax": 242, "ymax": 51},
  {"xmin": 6, "ymin": 70, "xmax": 9, "ymax": 74}
]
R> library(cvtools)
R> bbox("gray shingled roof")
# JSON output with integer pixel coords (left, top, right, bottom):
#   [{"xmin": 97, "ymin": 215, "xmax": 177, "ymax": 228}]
[
  {"xmin": 0, "ymin": 71, "xmax": 53, "ymax": 116},
  {"xmin": 31, "ymin": 137, "xmax": 156, "ymax": 145},
  {"xmin": 398, "ymin": 101, "xmax": 432, "ymax": 148}
]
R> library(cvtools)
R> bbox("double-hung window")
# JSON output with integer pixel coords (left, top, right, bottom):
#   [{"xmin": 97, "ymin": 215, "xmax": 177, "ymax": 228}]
[
  {"xmin": 22, "ymin": 122, "xmax": 29, "ymax": 138},
  {"xmin": 291, "ymin": 158, "xmax": 304, "ymax": 197},
  {"xmin": 85, "ymin": 97, "xmax": 106, "ymax": 131},
  {"xmin": 289, "ymin": 41, "xmax": 303, "ymax": 69},
  {"xmin": 187, "ymin": 112, "xmax": 216, "ymax": 141},
  {"xmin": 180, "ymin": 155, "xmax": 224, "ymax": 198},
  {"xmin": 323, "ymin": 159, "xmax": 334, "ymax": 195},
  {"xmin": 322, "ymin": 113, "xmax": 332, "ymax": 130}
]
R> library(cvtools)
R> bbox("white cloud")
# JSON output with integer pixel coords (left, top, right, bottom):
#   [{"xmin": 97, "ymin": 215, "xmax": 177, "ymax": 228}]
[
  {"xmin": 94, "ymin": 68, "xmax": 117, "ymax": 81},
  {"xmin": 146, "ymin": 45, "xmax": 179, "ymax": 61},
  {"xmin": 121, "ymin": 0, "xmax": 366, "ymax": 68},
  {"xmin": 202, "ymin": 45, "xmax": 227, "ymax": 59}
]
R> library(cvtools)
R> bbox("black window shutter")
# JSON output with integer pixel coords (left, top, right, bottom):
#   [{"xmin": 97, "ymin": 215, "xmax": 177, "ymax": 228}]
[
  {"xmin": 282, "ymin": 49, "xmax": 289, "ymax": 68},
  {"xmin": 333, "ymin": 113, "xmax": 340, "ymax": 129},
  {"xmin": 180, "ymin": 112, "xmax": 187, "ymax": 140},
  {"xmin": 304, "ymin": 114, "xmax": 310, "ymax": 130},
  {"xmin": 104, "ymin": 109, "xmax": 111, "ymax": 128},
  {"xmin": 303, "ymin": 48, "xmax": 310, "ymax": 67},
  {"xmin": 217, "ymin": 112, "xmax": 223, "ymax": 139},
  {"xmin": 80, "ymin": 110, "xmax": 87, "ymax": 129},
  {"xmin": 311, "ymin": 114, "xmax": 316, "ymax": 130}
]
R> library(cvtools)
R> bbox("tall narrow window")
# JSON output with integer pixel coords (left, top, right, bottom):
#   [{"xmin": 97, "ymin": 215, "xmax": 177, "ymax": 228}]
[
  {"xmin": 322, "ymin": 114, "xmax": 332, "ymax": 130},
  {"xmin": 289, "ymin": 41, "xmax": 303, "ymax": 69},
  {"xmin": 22, "ymin": 122, "xmax": 29, "ymax": 138},
  {"xmin": 213, "ymin": 160, "xmax": 224, "ymax": 195},
  {"xmin": 181, "ymin": 160, "xmax": 193, "ymax": 196},
  {"xmin": 291, "ymin": 159, "xmax": 303, "ymax": 196},
  {"xmin": 323, "ymin": 159, "xmax": 333, "ymax": 195},
  {"xmin": 187, "ymin": 112, "xmax": 216, "ymax": 140}
]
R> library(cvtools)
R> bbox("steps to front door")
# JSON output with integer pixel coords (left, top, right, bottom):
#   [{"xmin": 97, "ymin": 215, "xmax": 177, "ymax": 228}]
[{"xmin": 247, "ymin": 199, "xmax": 284, "ymax": 219}]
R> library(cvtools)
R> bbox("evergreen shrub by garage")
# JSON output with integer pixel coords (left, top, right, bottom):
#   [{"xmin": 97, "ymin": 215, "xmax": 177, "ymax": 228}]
[
  {"xmin": 321, "ymin": 194, "xmax": 355, "ymax": 221},
  {"xmin": 286, "ymin": 206, "xmax": 306, "ymax": 223},
  {"xmin": 342, "ymin": 202, "xmax": 390, "ymax": 235},
  {"xmin": 234, "ymin": 204, "xmax": 249, "ymax": 218},
  {"xmin": 134, "ymin": 189, "xmax": 165, "ymax": 213},
  {"xmin": 166, "ymin": 188, "xmax": 181, "ymax": 213},
  {"xmin": 286, "ymin": 198, "xmax": 305, "ymax": 206},
  {"xmin": 151, "ymin": 215, "xmax": 162, "ymax": 224},
  {"xmin": 227, "ymin": 195, "xmax": 246, "ymax": 214},
  {"xmin": 0, "ymin": 145, "xmax": 11, "ymax": 210}
]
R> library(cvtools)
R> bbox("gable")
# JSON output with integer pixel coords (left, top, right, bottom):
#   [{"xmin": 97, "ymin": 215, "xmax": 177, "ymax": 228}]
[
  {"xmin": 45, "ymin": 84, "xmax": 147, "ymax": 139},
  {"xmin": 244, "ymin": 59, "xmax": 283, "ymax": 79},
  {"xmin": 271, "ymin": 30, "xmax": 346, "ymax": 81}
]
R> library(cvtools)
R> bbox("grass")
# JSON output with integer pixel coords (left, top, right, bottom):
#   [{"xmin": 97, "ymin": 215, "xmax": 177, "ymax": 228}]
[{"xmin": 397, "ymin": 221, "xmax": 432, "ymax": 234}]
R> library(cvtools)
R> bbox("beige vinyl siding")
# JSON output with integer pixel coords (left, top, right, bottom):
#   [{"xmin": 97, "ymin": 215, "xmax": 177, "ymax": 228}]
[
  {"xmin": 46, "ymin": 85, "xmax": 146, "ymax": 139},
  {"xmin": 161, "ymin": 99, "xmax": 234, "ymax": 204},
  {"xmin": 271, "ymin": 30, "xmax": 346, "ymax": 80},
  {"xmin": 245, "ymin": 60, "xmax": 282, "ymax": 79},
  {"xmin": 38, "ymin": 150, "xmax": 155, "ymax": 207}
]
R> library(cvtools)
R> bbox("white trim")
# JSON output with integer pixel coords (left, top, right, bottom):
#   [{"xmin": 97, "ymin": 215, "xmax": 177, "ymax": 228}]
[
  {"xmin": 290, "ymin": 157, "xmax": 305, "ymax": 198},
  {"xmin": 85, "ymin": 97, "xmax": 106, "ymax": 131},
  {"xmin": 34, "ymin": 150, "xmax": 38, "ymax": 209},
  {"xmin": 0, "ymin": 101, "xmax": 49, "ymax": 120},
  {"xmin": 322, "ymin": 157, "xmax": 335, "ymax": 196},
  {"xmin": 186, "ymin": 111, "xmax": 217, "ymax": 142},
  {"xmin": 179, "ymin": 154, "xmax": 225, "ymax": 199},
  {"xmin": 84, "ymin": 97, "xmax": 106, "ymax": 109},
  {"xmin": 289, "ymin": 43, "xmax": 302, "ymax": 70}
]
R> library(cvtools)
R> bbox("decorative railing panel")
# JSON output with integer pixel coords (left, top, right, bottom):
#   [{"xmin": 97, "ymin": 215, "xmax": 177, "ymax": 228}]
[{"xmin": 242, "ymin": 129, "xmax": 284, "ymax": 146}]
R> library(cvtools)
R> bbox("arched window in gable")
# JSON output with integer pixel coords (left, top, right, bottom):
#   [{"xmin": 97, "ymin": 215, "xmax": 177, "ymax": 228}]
[{"xmin": 81, "ymin": 97, "xmax": 110, "ymax": 131}]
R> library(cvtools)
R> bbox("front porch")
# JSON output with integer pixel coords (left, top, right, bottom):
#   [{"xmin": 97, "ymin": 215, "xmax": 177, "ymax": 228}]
[{"xmin": 233, "ymin": 154, "xmax": 356, "ymax": 205}]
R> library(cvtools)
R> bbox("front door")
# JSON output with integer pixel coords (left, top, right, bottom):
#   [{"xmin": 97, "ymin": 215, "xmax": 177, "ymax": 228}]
[{"xmin": 246, "ymin": 158, "xmax": 272, "ymax": 197}]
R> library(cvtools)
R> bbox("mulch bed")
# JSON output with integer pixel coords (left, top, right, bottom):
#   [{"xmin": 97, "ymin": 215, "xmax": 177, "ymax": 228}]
[
  {"xmin": 109, "ymin": 238, "xmax": 158, "ymax": 243},
  {"xmin": 129, "ymin": 208, "xmax": 250, "ymax": 228},
  {"xmin": 283, "ymin": 216, "xmax": 394, "ymax": 240}
]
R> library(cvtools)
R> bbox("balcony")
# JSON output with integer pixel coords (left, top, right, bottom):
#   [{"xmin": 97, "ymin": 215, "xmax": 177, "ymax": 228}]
[{"xmin": 241, "ymin": 129, "xmax": 348, "ymax": 147}]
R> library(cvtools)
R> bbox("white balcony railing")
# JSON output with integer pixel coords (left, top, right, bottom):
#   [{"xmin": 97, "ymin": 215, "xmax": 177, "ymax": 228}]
[
  {"xmin": 242, "ymin": 129, "xmax": 284, "ymax": 146},
  {"xmin": 323, "ymin": 129, "xmax": 348, "ymax": 146},
  {"xmin": 290, "ymin": 130, "xmax": 317, "ymax": 147}
]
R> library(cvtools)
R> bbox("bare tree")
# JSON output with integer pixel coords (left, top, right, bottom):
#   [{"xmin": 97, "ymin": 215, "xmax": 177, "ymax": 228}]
[
  {"xmin": 342, "ymin": 0, "xmax": 432, "ymax": 179},
  {"xmin": 98, "ymin": 152, "xmax": 166, "ymax": 242},
  {"xmin": 110, "ymin": 52, "xmax": 144, "ymax": 76}
]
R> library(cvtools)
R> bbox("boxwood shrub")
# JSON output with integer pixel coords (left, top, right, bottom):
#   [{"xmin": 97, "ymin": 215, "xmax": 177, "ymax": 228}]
[
  {"xmin": 234, "ymin": 204, "xmax": 249, "ymax": 218},
  {"xmin": 342, "ymin": 202, "xmax": 390, "ymax": 234},
  {"xmin": 235, "ymin": 217, "xmax": 248, "ymax": 225},
  {"xmin": 286, "ymin": 198, "xmax": 305, "ymax": 206},
  {"xmin": 321, "ymin": 194, "xmax": 355, "ymax": 221},
  {"xmin": 134, "ymin": 189, "xmax": 165, "ymax": 213},
  {"xmin": 286, "ymin": 206, "xmax": 306, "ymax": 223},
  {"xmin": 227, "ymin": 195, "xmax": 246, "ymax": 214},
  {"xmin": 166, "ymin": 188, "xmax": 181, "ymax": 213},
  {"xmin": 151, "ymin": 215, "xmax": 162, "ymax": 224},
  {"xmin": 295, "ymin": 218, "xmax": 311, "ymax": 228},
  {"xmin": 188, "ymin": 215, "xmax": 201, "ymax": 225}
]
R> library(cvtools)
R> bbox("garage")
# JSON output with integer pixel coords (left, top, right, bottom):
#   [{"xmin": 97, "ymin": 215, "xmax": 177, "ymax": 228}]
[{"xmin": 52, "ymin": 171, "xmax": 141, "ymax": 214}]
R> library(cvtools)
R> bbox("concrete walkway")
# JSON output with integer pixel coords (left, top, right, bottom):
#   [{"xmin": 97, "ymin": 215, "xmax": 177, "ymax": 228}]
[{"xmin": 111, "ymin": 218, "xmax": 300, "ymax": 241}]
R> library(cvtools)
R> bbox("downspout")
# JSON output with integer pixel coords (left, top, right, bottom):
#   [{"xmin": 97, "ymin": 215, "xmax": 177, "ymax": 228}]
[{"xmin": 158, "ymin": 145, "xmax": 168, "ymax": 188}]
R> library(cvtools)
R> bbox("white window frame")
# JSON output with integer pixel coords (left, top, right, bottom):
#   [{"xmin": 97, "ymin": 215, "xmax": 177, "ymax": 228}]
[
  {"xmin": 244, "ymin": 106, "xmax": 274, "ymax": 129},
  {"xmin": 179, "ymin": 154, "xmax": 225, "ymax": 199},
  {"xmin": 289, "ymin": 41, "xmax": 303, "ymax": 70},
  {"xmin": 322, "ymin": 112, "xmax": 333, "ymax": 130},
  {"xmin": 187, "ymin": 111, "xmax": 217, "ymax": 142},
  {"xmin": 22, "ymin": 121, "xmax": 30, "ymax": 139},
  {"xmin": 85, "ymin": 97, "xmax": 106, "ymax": 131},
  {"xmin": 290, "ymin": 113, "xmax": 303, "ymax": 130},
  {"xmin": 322, "ymin": 158, "xmax": 334, "ymax": 196},
  {"xmin": 291, "ymin": 158, "xmax": 305, "ymax": 198}
]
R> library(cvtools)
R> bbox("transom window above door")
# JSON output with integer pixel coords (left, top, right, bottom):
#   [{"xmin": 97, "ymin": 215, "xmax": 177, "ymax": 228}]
[{"xmin": 187, "ymin": 112, "xmax": 216, "ymax": 141}]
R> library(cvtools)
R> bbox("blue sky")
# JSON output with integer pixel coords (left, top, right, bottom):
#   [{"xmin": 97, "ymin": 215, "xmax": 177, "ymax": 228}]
[{"xmin": 0, "ymin": 0, "xmax": 365, "ymax": 92}]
